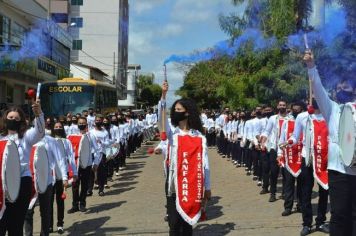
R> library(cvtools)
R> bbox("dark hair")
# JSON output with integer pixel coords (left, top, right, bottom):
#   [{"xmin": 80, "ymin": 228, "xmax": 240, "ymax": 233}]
[
  {"xmin": 1, "ymin": 106, "xmax": 28, "ymax": 139},
  {"xmin": 292, "ymin": 101, "xmax": 307, "ymax": 111},
  {"xmin": 78, "ymin": 117, "xmax": 87, "ymax": 123},
  {"xmin": 170, "ymin": 98, "xmax": 203, "ymax": 133},
  {"xmin": 82, "ymin": 110, "xmax": 88, "ymax": 113}
]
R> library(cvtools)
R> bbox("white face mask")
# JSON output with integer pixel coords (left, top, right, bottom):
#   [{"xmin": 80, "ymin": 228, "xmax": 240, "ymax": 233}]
[{"xmin": 45, "ymin": 129, "xmax": 52, "ymax": 135}]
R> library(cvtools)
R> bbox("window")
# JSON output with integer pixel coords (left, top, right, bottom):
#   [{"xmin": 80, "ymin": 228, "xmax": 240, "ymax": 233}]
[
  {"xmin": 0, "ymin": 15, "xmax": 10, "ymax": 44},
  {"xmin": 70, "ymin": 17, "xmax": 83, "ymax": 28},
  {"xmin": 11, "ymin": 22, "xmax": 26, "ymax": 46},
  {"xmin": 72, "ymin": 39, "xmax": 82, "ymax": 50},
  {"xmin": 71, "ymin": 0, "xmax": 83, "ymax": 6}
]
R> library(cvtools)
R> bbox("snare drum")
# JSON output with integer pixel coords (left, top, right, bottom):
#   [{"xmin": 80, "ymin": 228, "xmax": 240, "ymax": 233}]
[
  {"xmin": 0, "ymin": 140, "xmax": 21, "ymax": 219},
  {"xmin": 338, "ymin": 103, "xmax": 356, "ymax": 167},
  {"xmin": 68, "ymin": 134, "xmax": 91, "ymax": 168},
  {"xmin": 105, "ymin": 146, "xmax": 119, "ymax": 161},
  {"xmin": 30, "ymin": 143, "xmax": 50, "ymax": 194}
]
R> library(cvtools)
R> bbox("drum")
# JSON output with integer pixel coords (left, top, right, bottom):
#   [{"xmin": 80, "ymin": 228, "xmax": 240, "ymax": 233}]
[
  {"xmin": 68, "ymin": 134, "xmax": 91, "ymax": 168},
  {"xmin": 339, "ymin": 103, "xmax": 356, "ymax": 167},
  {"xmin": 208, "ymin": 127, "xmax": 215, "ymax": 134},
  {"xmin": 105, "ymin": 146, "xmax": 119, "ymax": 161},
  {"xmin": 304, "ymin": 117, "xmax": 313, "ymax": 166},
  {"xmin": 30, "ymin": 143, "xmax": 49, "ymax": 194},
  {"xmin": 0, "ymin": 140, "xmax": 21, "ymax": 203}
]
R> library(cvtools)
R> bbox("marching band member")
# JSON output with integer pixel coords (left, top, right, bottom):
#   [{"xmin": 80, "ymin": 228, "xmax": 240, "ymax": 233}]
[
  {"xmin": 103, "ymin": 116, "xmax": 117, "ymax": 183},
  {"xmin": 87, "ymin": 108, "xmax": 96, "ymax": 130},
  {"xmin": 244, "ymin": 111, "xmax": 255, "ymax": 175},
  {"xmin": 251, "ymin": 106, "xmax": 263, "ymax": 184},
  {"xmin": 89, "ymin": 115, "xmax": 111, "ymax": 196},
  {"xmin": 226, "ymin": 113, "xmax": 234, "ymax": 160},
  {"xmin": 24, "ymin": 128, "xmax": 68, "ymax": 236},
  {"xmin": 0, "ymin": 103, "xmax": 44, "ymax": 236},
  {"xmin": 50, "ymin": 122, "xmax": 78, "ymax": 234},
  {"xmin": 110, "ymin": 115, "xmax": 123, "ymax": 176},
  {"xmin": 237, "ymin": 111, "xmax": 246, "ymax": 167},
  {"xmin": 231, "ymin": 113, "xmax": 239, "ymax": 165},
  {"xmin": 288, "ymin": 101, "xmax": 329, "ymax": 235},
  {"xmin": 68, "ymin": 117, "xmax": 100, "ymax": 212},
  {"xmin": 277, "ymin": 102, "xmax": 304, "ymax": 218},
  {"xmin": 160, "ymin": 81, "xmax": 211, "ymax": 236},
  {"xmin": 260, "ymin": 100, "xmax": 292, "ymax": 202},
  {"xmin": 204, "ymin": 113, "xmax": 216, "ymax": 148},
  {"xmin": 304, "ymin": 51, "xmax": 356, "ymax": 236},
  {"xmin": 67, "ymin": 116, "xmax": 80, "ymax": 135}
]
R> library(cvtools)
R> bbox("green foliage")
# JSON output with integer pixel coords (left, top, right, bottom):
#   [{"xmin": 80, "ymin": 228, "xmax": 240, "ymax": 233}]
[{"xmin": 136, "ymin": 74, "xmax": 161, "ymax": 107}]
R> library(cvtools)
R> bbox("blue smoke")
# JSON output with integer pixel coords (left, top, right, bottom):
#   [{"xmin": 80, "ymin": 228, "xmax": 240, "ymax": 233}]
[
  {"xmin": 164, "ymin": 6, "xmax": 348, "ymax": 67},
  {"xmin": 0, "ymin": 19, "xmax": 51, "ymax": 61}
]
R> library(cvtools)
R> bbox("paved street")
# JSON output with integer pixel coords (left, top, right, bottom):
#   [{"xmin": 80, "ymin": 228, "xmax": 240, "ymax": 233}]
[{"xmin": 33, "ymin": 142, "xmax": 329, "ymax": 235}]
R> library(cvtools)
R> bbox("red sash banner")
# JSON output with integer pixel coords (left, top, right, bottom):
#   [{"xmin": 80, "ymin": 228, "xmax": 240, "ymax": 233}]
[
  {"xmin": 175, "ymin": 134, "xmax": 205, "ymax": 225},
  {"xmin": 67, "ymin": 135, "xmax": 81, "ymax": 179},
  {"xmin": 0, "ymin": 140, "xmax": 7, "ymax": 219},
  {"xmin": 312, "ymin": 120, "xmax": 329, "ymax": 190},
  {"xmin": 29, "ymin": 146, "xmax": 38, "ymax": 209},
  {"xmin": 284, "ymin": 120, "xmax": 303, "ymax": 177}
]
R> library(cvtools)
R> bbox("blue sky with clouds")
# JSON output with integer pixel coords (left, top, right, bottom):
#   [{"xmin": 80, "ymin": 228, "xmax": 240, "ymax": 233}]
[{"xmin": 128, "ymin": 0, "xmax": 245, "ymax": 106}]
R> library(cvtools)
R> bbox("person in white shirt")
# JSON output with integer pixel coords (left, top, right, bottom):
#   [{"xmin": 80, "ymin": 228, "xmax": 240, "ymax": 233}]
[
  {"xmin": 304, "ymin": 51, "xmax": 356, "ymax": 236},
  {"xmin": 89, "ymin": 115, "xmax": 111, "ymax": 196},
  {"xmin": 216, "ymin": 108, "xmax": 229, "ymax": 156},
  {"xmin": 67, "ymin": 117, "xmax": 100, "ymax": 210},
  {"xmin": 103, "ymin": 116, "xmax": 118, "ymax": 183},
  {"xmin": 67, "ymin": 116, "xmax": 80, "ymax": 136},
  {"xmin": 250, "ymin": 106, "xmax": 264, "ymax": 185},
  {"xmin": 87, "ymin": 108, "xmax": 95, "ymax": 130},
  {"xmin": 260, "ymin": 100, "xmax": 292, "ymax": 202},
  {"xmin": 0, "ymin": 103, "xmax": 45, "ymax": 236},
  {"xmin": 277, "ymin": 102, "xmax": 305, "ymax": 218},
  {"xmin": 205, "ymin": 112, "xmax": 216, "ymax": 148},
  {"xmin": 288, "ymin": 102, "xmax": 329, "ymax": 235},
  {"xmin": 226, "ymin": 113, "xmax": 234, "ymax": 160},
  {"xmin": 237, "ymin": 111, "xmax": 246, "ymax": 167},
  {"xmin": 244, "ymin": 111, "xmax": 256, "ymax": 175},
  {"xmin": 24, "ymin": 133, "xmax": 68, "ymax": 236}
]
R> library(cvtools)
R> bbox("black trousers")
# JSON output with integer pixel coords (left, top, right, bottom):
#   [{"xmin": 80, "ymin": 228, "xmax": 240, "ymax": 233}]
[
  {"xmin": 329, "ymin": 170, "xmax": 356, "ymax": 236},
  {"xmin": 261, "ymin": 150, "xmax": 280, "ymax": 194},
  {"xmin": 226, "ymin": 141, "xmax": 233, "ymax": 158},
  {"xmin": 236, "ymin": 142, "xmax": 242, "ymax": 164},
  {"xmin": 245, "ymin": 145, "xmax": 253, "ymax": 171},
  {"xmin": 107, "ymin": 159, "xmax": 114, "ymax": 179},
  {"xmin": 298, "ymin": 161, "xmax": 329, "ymax": 227},
  {"xmin": 50, "ymin": 180, "xmax": 64, "ymax": 228},
  {"xmin": 206, "ymin": 132, "xmax": 215, "ymax": 147},
  {"xmin": 119, "ymin": 143, "xmax": 127, "ymax": 168},
  {"xmin": 97, "ymin": 156, "xmax": 108, "ymax": 192},
  {"xmin": 0, "ymin": 176, "xmax": 32, "ymax": 236},
  {"xmin": 252, "ymin": 148, "xmax": 261, "ymax": 179},
  {"xmin": 284, "ymin": 170, "xmax": 301, "ymax": 211},
  {"xmin": 167, "ymin": 195, "xmax": 193, "ymax": 236},
  {"xmin": 72, "ymin": 166, "xmax": 91, "ymax": 207},
  {"xmin": 24, "ymin": 184, "xmax": 53, "ymax": 236},
  {"xmin": 232, "ymin": 142, "xmax": 239, "ymax": 161}
]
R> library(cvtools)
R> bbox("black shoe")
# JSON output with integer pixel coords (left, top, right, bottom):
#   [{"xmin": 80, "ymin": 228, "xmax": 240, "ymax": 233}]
[
  {"xmin": 295, "ymin": 206, "xmax": 302, "ymax": 213},
  {"xmin": 87, "ymin": 191, "xmax": 93, "ymax": 197},
  {"xmin": 57, "ymin": 226, "xmax": 64, "ymax": 234},
  {"xmin": 79, "ymin": 205, "xmax": 87, "ymax": 212},
  {"xmin": 316, "ymin": 224, "xmax": 329, "ymax": 234},
  {"xmin": 279, "ymin": 194, "xmax": 284, "ymax": 200},
  {"xmin": 260, "ymin": 189, "xmax": 269, "ymax": 195},
  {"xmin": 300, "ymin": 226, "xmax": 311, "ymax": 236},
  {"xmin": 164, "ymin": 214, "xmax": 168, "ymax": 222},
  {"xmin": 246, "ymin": 171, "xmax": 252, "ymax": 176},
  {"xmin": 99, "ymin": 191, "xmax": 105, "ymax": 196},
  {"xmin": 67, "ymin": 207, "xmax": 79, "ymax": 214},
  {"xmin": 269, "ymin": 194, "xmax": 277, "ymax": 202},
  {"xmin": 253, "ymin": 176, "xmax": 258, "ymax": 181},
  {"xmin": 281, "ymin": 209, "xmax": 292, "ymax": 216}
]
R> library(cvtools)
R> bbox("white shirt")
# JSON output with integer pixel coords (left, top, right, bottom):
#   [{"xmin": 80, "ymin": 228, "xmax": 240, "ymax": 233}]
[
  {"xmin": 261, "ymin": 114, "xmax": 292, "ymax": 151},
  {"xmin": 89, "ymin": 128, "xmax": 111, "ymax": 163},
  {"xmin": 68, "ymin": 124, "xmax": 80, "ymax": 136},
  {"xmin": 0, "ymin": 114, "xmax": 45, "ymax": 177},
  {"xmin": 87, "ymin": 114, "xmax": 95, "ymax": 130},
  {"xmin": 309, "ymin": 66, "xmax": 356, "ymax": 175},
  {"xmin": 61, "ymin": 138, "xmax": 78, "ymax": 177},
  {"xmin": 145, "ymin": 113, "xmax": 157, "ymax": 127}
]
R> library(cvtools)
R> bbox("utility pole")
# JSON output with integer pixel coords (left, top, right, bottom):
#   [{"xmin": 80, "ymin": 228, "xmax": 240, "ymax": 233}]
[{"xmin": 113, "ymin": 51, "xmax": 116, "ymax": 84}]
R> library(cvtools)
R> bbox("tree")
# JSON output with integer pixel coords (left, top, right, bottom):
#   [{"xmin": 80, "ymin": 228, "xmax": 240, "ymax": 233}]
[{"xmin": 140, "ymin": 84, "xmax": 161, "ymax": 107}]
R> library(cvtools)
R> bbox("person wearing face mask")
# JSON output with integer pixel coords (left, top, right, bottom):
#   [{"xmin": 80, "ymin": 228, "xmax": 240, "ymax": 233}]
[
  {"xmin": 110, "ymin": 115, "xmax": 123, "ymax": 176},
  {"xmin": 45, "ymin": 117, "xmax": 54, "ymax": 136},
  {"xmin": 49, "ymin": 122, "xmax": 77, "ymax": 234},
  {"xmin": 237, "ymin": 111, "xmax": 246, "ymax": 167},
  {"xmin": 277, "ymin": 102, "xmax": 305, "ymax": 219},
  {"xmin": 0, "ymin": 102, "xmax": 45, "ymax": 236},
  {"xmin": 24, "ymin": 120, "xmax": 68, "ymax": 236},
  {"xmin": 64, "ymin": 116, "xmax": 72, "ymax": 134},
  {"xmin": 260, "ymin": 100, "xmax": 292, "ymax": 203},
  {"xmin": 243, "ymin": 111, "xmax": 256, "ymax": 176},
  {"xmin": 304, "ymin": 51, "xmax": 356, "ymax": 236},
  {"xmin": 159, "ymin": 81, "xmax": 211, "ymax": 236},
  {"xmin": 87, "ymin": 108, "xmax": 95, "ymax": 130},
  {"xmin": 287, "ymin": 99, "xmax": 330, "ymax": 235},
  {"xmin": 89, "ymin": 115, "xmax": 111, "ymax": 196},
  {"xmin": 67, "ymin": 116, "xmax": 79, "ymax": 136},
  {"xmin": 225, "ymin": 113, "xmax": 234, "ymax": 160},
  {"xmin": 103, "ymin": 116, "xmax": 118, "ymax": 184},
  {"xmin": 67, "ymin": 117, "xmax": 100, "ymax": 210},
  {"xmin": 250, "ymin": 106, "xmax": 264, "ymax": 185},
  {"xmin": 205, "ymin": 113, "xmax": 216, "ymax": 148}
]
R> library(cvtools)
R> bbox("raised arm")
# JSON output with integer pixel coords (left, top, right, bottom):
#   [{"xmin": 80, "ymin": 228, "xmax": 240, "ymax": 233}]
[{"xmin": 24, "ymin": 100, "xmax": 45, "ymax": 146}]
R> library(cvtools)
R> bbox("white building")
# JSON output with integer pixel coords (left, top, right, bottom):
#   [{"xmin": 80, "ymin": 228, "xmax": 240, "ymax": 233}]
[
  {"xmin": 117, "ymin": 64, "xmax": 139, "ymax": 108},
  {"xmin": 70, "ymin": 62, "xmax": 110, "ymax": 82}
]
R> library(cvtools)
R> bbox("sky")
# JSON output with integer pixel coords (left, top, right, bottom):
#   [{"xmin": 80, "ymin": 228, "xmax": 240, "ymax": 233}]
[{"xmin": 128, "ymin": 0, "xmax": 245, "ymax": 107}]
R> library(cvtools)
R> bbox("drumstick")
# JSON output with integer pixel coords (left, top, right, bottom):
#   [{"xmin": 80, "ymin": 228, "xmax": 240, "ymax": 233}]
[{"xmin": 160, "ymin": 65, "xmax": 168, "ymax": 141}]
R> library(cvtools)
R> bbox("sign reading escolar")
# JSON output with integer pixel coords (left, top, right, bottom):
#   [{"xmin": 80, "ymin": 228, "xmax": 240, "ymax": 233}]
[{"xmin": 49, "ymin": 86, "xmax": 83, "ymax": 93}]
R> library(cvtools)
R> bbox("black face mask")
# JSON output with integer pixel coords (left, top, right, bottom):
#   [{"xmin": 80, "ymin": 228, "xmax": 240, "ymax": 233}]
[
  {"xmin": 111, "ymin": 120, "xmax": 118, "ymax": 126},
  {"xmin": 278, "ymin": 108, "xmax": 287, "ymax": 114},
  {"xmin": 72, "ymin": 120, "xmax": 78, "ymax": 125},
  {"xmin": 53, "ymin": 128, "xmax": 65, "ymax": 137},
  {"xmin": 292, "ymin": 112, "xmax": 300, "ymax": 119},
  {"xmin": 171, "ymin": 111, "xmax": 187, "ymax": 124},
  {"xmin": 336, "ymin": 90, "xmax": 354, "ymax": 104},
  {"xmin": 89, "ymin": 112, "xmax": 93, "ymax": 115},
  {"xmin": 78, "ymin": 124, "xmax": 87, "ymax": 131},
  {"xmin": 312, "ymin": 99, "xmax": 319, "ymax": 110},
  {"xmin": 103, "ymin": 123, "xmax": 110, "ymax": 129},
  {"xmin": 264, "ymin": 111, "xmax": 273, "ymax": 118},
  {"xmin": 95, "ymin": 122, "xmax": 103, "ymax": 127},
  {"xmin": 67, "ymin": 121, "xmax": 72, "ymax": 126},
  {"xmin": 6, "ymin": 119, "xmax": 21, "ymax": 132},
  {"xmin": 240, "ymin": 115, "xmax": 245, "ymax": 120},
  {"xmin": 255, "ymin": 111, "xmax": 262, "ymax": 117}
]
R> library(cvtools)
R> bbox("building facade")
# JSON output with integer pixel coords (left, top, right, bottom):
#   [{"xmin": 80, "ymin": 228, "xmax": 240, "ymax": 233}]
[{"xmin": 0, "ymin": 0, "xmax": 71, "ymax": 107}]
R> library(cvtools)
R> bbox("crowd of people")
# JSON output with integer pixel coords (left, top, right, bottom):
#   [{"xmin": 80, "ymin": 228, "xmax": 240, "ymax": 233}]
[{"xmin": 0, "ymin": 103, "xmax": 159, "ymax": 236}]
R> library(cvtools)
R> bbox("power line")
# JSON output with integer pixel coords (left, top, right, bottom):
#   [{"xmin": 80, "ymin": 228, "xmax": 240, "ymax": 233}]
[
  {"xmin": 70, "ymin": 11, "xmax": 119, "ymax": 14},
  {"xmin": 80, "ymin": 49, "xmax": 113, "ymax": 67},
  {"xmin": 2, "ymin": 1, "xmax": 47, "ymax": 20}
]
